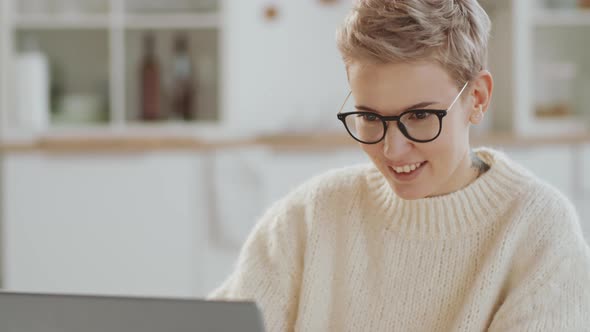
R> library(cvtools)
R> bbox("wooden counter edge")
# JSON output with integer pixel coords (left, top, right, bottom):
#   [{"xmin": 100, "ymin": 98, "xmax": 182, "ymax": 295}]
[{"xmin": 1, "ymin": 132, "xmax": 589, "ymax": 153}]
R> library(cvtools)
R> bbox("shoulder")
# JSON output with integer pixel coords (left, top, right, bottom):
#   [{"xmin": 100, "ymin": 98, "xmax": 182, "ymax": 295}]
[
  {"xmin": 517, "ymin": 179, "xmax": 585, "ymax": 253},
  {"xmin": 486, "ymin": 148, "xmax": 588, "ymax": 256},
  {"xmin": 272, "ymin": 163, "xmax": 375, "ymax": 208},
  {"xmin": 525, "ymin": 180, "xmax": 578, "ymax": 220},
  {"xmin": 513, "ymin": 166, "xmax": 579, "ymax": 229},
  {"xmin": 480, "ymin": 147, "xmax": 579, "ymax": 222},
  {"xmin": 300, "ymin": 163, "xmax": 375, "ymax": 195},
  {"xmin": 254, "ymin": 163, "xmax": 375, "ymax": 231},
  {"xmin": 485, "ymin": 150, "xmax": 590, "ymax": 306},
  {"xmin": 476, "ymin": 147, "xmax": 585, "ymax": 246}
]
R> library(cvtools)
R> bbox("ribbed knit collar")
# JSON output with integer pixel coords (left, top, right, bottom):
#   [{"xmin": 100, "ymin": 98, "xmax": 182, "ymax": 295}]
[{"xmin": 366, "ymin": 147, "xmax": 533, "ymax": 238}]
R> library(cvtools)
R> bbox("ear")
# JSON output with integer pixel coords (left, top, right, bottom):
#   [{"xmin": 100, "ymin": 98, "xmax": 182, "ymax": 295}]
[{"xmin": 468, "ymin": 70, "xmax": 493, "ymax": 124}]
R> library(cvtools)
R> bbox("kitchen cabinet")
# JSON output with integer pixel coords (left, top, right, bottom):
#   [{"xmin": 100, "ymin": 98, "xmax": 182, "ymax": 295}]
[
  {"xmin": 483, "ymin": 0, "xmax": 590, "ymax": 137},
  {"xmin": 0, "ymin": 0, "xmax": 353, "ymax": 140},
  {"xmin": 2, "ymin": 152, "xmax": 210, "ymax": 296}
]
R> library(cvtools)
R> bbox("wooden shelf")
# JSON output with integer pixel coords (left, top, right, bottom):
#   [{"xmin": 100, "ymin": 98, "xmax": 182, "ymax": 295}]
[
  {"xmin": 471, "ymin": 132, "xmax": 590, "ymax": 146},
  {"xmin": 15, "ymin": 14, "xmax": 111, "ymax": 29},
  {"xmin": 534, "ymin": 9, "xmax": 590, "ymax": 26},
  {"xmin": 256, "ymin": 132, "xmax": 590, "ymax": 150},
  {"xmin": 1, "ymin": 131, "xmax": 589, "ymax": 153},
  {"xmin": 13, "ymin": 13, "xmax": 221, "ymax": 30},
  {"xmin": 124, "ymin": 13, "xmax": 220, "ymax": 29}
]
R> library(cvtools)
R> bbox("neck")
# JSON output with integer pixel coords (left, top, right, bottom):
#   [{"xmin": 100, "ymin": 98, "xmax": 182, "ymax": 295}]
[{"xmin": 429, "ymin": 147, "xmax": 489, "ymax": 198}]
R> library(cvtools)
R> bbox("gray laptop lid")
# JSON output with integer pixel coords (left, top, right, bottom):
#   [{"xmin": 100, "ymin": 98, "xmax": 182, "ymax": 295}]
[{"xmin": 0, "ymin": 291, "xmax": 265, "ymax": 332}]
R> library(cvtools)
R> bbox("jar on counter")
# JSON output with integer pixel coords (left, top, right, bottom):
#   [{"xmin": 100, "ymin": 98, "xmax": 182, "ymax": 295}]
[
  {"xmin": 545, "ymin": 0, "xmax": 578, "ymax": 8},
  {"xmin": 535, "ymin": 62, "xmax": 577, "ymax": 118}
]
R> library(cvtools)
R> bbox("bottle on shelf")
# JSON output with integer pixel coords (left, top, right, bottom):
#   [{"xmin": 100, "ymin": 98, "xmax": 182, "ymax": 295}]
[
  {"xmin": 169, "ymin": 33, "xmax": 196, "ymax": 121},
  {"xmin": 139, "ymin": 32, "xmax": 161, "ymax": 121},
  {"xmin": 49, "ymin": 62, "xmax": 64, "ymax": 116},
  {"xmin": 15, "ymin": 35, "xmax": 50, "ymax": 131},
  {"xmin": 535, "ymin": 62, "xmax": 576, "ymax": 118}
]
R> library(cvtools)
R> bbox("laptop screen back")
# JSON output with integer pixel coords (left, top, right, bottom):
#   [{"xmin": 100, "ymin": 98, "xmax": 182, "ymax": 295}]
[{"xmin": 0, "ymin": 291, "xmax": 265, "ymax": 332}]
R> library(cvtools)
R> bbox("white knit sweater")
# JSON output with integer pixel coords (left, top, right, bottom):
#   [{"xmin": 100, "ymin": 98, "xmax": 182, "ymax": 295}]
[{"xmin": 210, "ymin": 148, "xmax": 590, "ymax": 331}]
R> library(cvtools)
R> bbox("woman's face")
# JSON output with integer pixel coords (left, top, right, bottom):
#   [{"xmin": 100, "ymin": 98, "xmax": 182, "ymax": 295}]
[{"xmin": 347, "ymin": 61, "xmax": 480, "ymax": 200}]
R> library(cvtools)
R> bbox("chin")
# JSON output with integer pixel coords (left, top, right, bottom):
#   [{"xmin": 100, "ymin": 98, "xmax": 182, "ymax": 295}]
[{"xmin": 388, "ymin": 181, "xmax": 430, "ymax": 200}]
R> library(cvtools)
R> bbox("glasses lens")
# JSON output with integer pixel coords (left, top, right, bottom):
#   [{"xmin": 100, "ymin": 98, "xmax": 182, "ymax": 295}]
[
  {"xmin": 344, "ymin": 113, "xmax": 385, "ymax": 143},
  {"xmin": 399, "ymin": 111, "xmax": 441, "ymax": 141},
  {"xmin": 339, "ymin": 93, "xmax": 384, "ymax": 143}
]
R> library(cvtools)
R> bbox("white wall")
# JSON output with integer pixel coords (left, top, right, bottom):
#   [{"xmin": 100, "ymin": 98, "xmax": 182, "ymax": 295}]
[{"xmin": 223, "ymin": 0, "xmax": 351, "ymax": 133}]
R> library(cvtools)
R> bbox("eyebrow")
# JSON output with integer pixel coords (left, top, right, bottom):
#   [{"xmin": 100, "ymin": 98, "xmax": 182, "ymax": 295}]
[{"xmin": 355, "ymin": 101, "xmax": 439, "ymax": 114}]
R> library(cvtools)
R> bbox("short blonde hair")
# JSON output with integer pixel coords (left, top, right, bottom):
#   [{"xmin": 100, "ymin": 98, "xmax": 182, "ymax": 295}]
[{"xmin": 337, "ymin": 0, "xmax": 491, "ymax": 86}]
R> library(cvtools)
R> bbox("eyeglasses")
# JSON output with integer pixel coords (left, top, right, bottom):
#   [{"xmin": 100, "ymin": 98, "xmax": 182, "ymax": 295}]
[{"xmin": 337, "ymin": 82, "xmax": 469, "ymax": 144}]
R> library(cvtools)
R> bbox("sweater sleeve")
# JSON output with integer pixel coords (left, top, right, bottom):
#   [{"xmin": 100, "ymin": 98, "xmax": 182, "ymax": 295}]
[
  {"xmin": 207, "ymin": 194, "xmax": 308, "ymax": 332},
  {"xmin": 488, "ymin": 194, "xmax": 590, "ymax": 332}
]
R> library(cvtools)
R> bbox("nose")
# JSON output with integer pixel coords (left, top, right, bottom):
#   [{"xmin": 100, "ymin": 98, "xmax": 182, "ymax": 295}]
[{"xmin": 382, "ymin": 122, "xmax": 413, "ymax": 159}]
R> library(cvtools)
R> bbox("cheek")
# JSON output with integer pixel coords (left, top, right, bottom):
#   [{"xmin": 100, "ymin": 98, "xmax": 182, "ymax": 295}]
[
  {"xmin": 448, "ymin": 107, "xmax": 472, "ymax": 134},
  {"xmin": 427, "ymin": 114, "xmax": 469, "ymax": 168},
  {"xmin": 361, "ymin": 144, "xmax": 384, "ymax": 163},
  {"xmin": 439, "ymin": 111, "xmax": 469, "ymax": 146},
  {"xmin": 417, "ymin": 142, "xmax": 444, "ymax": 169}
]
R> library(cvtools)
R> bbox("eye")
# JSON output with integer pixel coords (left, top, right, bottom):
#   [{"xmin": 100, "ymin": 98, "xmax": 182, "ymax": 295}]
[
  {"xmin": 357, "ymin": 113, "xmax": 380, "ymax": 122},
  {"xmin": 408, "ymin": 110, "xmax": 431, "ymax": 120}
]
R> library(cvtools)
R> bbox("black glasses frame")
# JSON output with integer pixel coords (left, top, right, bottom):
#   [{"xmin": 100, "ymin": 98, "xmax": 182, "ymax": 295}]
[
  {"xmin": 337, "ymin": 110, "xmax": 448, "ymax": 144},
  {"xmin": 336, "ymin": 81, "xmax": 469, "ymax": 144}
]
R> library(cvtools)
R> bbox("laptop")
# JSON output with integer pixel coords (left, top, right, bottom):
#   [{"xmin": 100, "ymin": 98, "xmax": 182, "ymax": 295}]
[{"xmin": 0, "ymin": 291, "xmax": 265, "ymax": 332}]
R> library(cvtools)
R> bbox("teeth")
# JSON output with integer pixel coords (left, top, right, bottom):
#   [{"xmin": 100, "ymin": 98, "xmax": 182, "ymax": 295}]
[{"xmin": 393, "ymin": 162, "xmax": 422, "ymax": 174}]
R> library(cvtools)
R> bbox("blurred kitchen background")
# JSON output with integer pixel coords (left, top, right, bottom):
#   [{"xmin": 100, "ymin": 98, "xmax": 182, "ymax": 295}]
[{"xmin": 0, "ymin": 0, "xmax": 588, "ymax": 298}]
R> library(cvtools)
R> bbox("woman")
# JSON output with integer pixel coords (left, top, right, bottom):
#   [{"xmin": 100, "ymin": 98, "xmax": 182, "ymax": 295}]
[{"xmin": 210, "ymin": 1, "xmax": 590, "ymax": 330}]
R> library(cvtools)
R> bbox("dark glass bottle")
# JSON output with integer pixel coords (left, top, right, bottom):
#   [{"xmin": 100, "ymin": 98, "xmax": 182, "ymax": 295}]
[
  {"xmin": 140, "ymin": 33, "xmax": 161, "ymax": 121},
  {"xmin": 170, "ymin": 34, "xmax": 196, "ymax": 121}
]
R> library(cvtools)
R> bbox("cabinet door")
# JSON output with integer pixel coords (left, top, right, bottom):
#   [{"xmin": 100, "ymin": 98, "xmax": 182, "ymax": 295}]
[
  {"xmin": 583, "ymin": 145, "xmax": 590, "ymax": 198},
  {"xmin": 573, "ymin": 197, "xmax": 590, "ymax": 241},
  {"xmin": 2, "ymin": 152, "xmax": 209, "ymax": 297},
  {"xmin": 579, "ymin": 145, "xmax": 590, "ymax": 240}
]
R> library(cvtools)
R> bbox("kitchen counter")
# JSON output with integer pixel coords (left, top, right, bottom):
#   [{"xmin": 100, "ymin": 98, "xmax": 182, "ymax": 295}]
[{"xmin": 1, "ymin": 131, "xmax": 589, "ymax": 153}]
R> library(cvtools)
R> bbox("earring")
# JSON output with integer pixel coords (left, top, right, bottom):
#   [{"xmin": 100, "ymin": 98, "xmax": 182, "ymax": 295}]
[{"xmin": 471, "ymin": 105, "xmax": 484, "ymax": 124}]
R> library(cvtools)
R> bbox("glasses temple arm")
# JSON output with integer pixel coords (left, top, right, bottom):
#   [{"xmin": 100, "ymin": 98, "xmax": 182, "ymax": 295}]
[
  {"xmin": 447, "ymin": 82, "xmax": 469, "ymax": 113},
  {"xmin": 338, "ymin": 91, "xmax": 353, "ymax": 114}
]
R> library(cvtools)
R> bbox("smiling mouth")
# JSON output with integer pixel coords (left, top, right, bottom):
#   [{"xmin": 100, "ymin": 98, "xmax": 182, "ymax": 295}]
[{"xmin": 391, "ymin": 161, "xmax": 426, "ymax": 174}]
